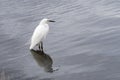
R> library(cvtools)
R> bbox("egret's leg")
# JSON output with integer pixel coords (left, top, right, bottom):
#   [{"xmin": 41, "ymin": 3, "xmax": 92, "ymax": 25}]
[
  {"xmin": 39, "ymin": 44, "xmax": 41, "ymax": 50},
  {"xmin": 41, "ymin": 42, "xmax": 43, "ymax": 51}
]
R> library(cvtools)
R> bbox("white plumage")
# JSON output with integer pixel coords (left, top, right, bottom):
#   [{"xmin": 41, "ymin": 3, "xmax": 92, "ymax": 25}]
[{"xmin": 30, "ymin": 18, "xmax": 55, "ymax": 50}]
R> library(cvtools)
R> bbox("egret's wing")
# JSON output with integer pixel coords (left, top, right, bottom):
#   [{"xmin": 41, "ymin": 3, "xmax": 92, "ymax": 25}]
[
  {"xmin": 30, "ymin": 27, "xmax": 44, "ymax": 49},
  {"xmin": 32, "ymin": 28, "xmax": 44, "ymax": 42}
]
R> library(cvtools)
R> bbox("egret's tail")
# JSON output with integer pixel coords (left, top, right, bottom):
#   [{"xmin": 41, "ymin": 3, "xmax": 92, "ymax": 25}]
[
  {"xmin": 30, "ymin": 44, "xmax": 37, "ymax": 50},
  {"xmin": 29, "ymin": 45, "xmax": 33, "ymax": 50}
]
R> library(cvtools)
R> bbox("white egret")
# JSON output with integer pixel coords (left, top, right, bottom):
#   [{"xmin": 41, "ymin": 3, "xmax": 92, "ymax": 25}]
[{"xmin": 30, "ymin": 18, "xmax": 55, "ymax": 51}]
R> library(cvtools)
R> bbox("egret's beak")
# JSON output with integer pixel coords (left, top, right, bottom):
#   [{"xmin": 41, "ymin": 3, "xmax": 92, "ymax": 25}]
[{"xmin": 49, "ymin": 20, "xmax": 55, "ymax": 22}]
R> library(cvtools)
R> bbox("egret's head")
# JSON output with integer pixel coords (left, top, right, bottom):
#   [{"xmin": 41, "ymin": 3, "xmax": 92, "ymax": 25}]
[{"xmin": 40, "ymin": 18, "xmax": 55, "ymax": 24}]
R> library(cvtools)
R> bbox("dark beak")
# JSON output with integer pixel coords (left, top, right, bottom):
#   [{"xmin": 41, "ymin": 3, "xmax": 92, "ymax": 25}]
[{"xmin": 49, "ymin": 20, "xmax": 55, "ymax": 22}]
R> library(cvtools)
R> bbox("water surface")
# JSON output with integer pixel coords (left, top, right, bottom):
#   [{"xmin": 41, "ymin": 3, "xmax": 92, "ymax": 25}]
[{"xmin": 0, "ymin": 0, "xmax": 120, "ymax": 80}]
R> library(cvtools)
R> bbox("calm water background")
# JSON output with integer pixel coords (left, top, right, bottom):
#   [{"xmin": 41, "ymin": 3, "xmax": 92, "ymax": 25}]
[{"xmin": 0, "ymin": 0, "xmax": 120, "ymax": 80}]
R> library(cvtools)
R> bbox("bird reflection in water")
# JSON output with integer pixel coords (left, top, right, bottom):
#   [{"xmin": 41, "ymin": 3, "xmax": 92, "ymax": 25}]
[{"xmin": 30, "ymin": 50, "xmax": 55, "ymax": 73}]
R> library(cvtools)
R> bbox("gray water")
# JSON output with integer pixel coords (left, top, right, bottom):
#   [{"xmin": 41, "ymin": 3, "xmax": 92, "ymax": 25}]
[{"xmin": 0, "ymin": 0, "xmax": 120, "ymax": 80}]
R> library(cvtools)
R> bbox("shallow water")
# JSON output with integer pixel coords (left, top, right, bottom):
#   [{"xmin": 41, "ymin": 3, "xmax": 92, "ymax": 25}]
[{"xmin": 0, "ymin": 0, "xmax": 120, "ymax": 80}]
